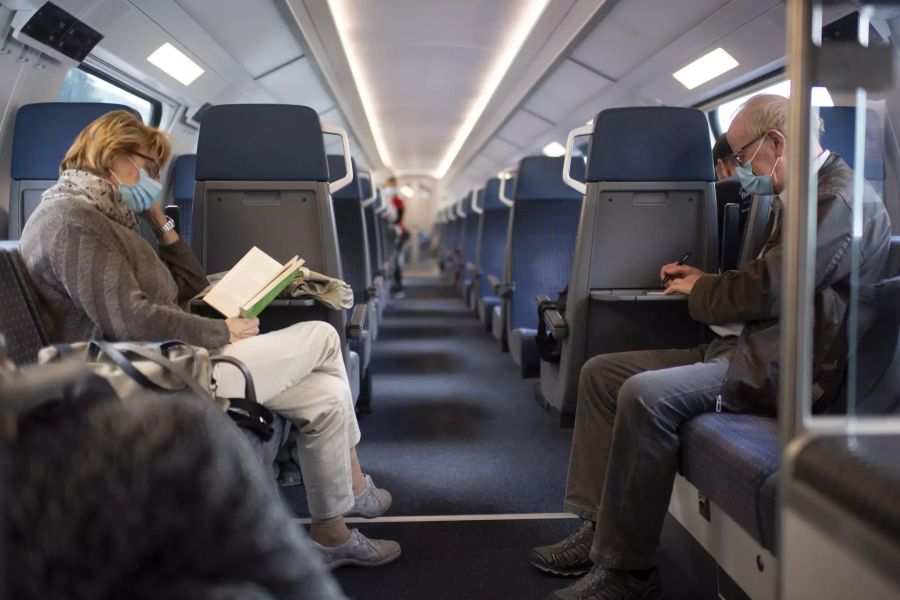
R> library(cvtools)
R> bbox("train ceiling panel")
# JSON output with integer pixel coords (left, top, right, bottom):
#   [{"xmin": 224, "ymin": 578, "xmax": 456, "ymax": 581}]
[{"xmin": 524, "ymin": 59, "xmax": 614, "ymax": 124}]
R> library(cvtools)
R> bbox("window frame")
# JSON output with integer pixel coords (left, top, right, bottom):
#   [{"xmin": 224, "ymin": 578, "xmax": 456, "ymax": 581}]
[{"xmin": 65, "ymin": 64, "xmax": 164, "ymax": 127}]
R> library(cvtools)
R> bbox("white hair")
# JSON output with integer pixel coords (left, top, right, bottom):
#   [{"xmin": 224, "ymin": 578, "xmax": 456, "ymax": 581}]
[{"xmin": 734, "ymin": 93, "xmax": 823, "ymax": 143}]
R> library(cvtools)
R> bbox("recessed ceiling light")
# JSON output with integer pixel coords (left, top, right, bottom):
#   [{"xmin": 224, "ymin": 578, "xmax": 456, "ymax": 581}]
[
  {"xmin": 400, "ymin": 185, "xmax": 415, "ymax": 198},
  {"xmin": 435, "ymin": 0, "xmax": 549, "ymax": 179},
  {"xmin": 542, "ymin": 141, "xmax": 566, "ymax": 157},
  {"xmin": 147, "ymin": 42, "xmax": 204, "ymax": 86},
  {"xmin": 327, "ymin": 0, "xmax": 393, "ymax": 168},
  {"xmin": 672, "ymin": 48, "xmax": 739, "ymax": 91}
]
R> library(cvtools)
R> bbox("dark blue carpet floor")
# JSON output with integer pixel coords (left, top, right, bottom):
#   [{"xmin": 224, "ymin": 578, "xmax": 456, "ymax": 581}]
[{"xmin": 282, "ymin": 276, "xmax": 574, "ymax": 517}]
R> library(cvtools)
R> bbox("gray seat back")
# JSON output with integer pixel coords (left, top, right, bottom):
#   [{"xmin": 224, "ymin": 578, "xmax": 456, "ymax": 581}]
[
  {"xmin": 192, "ymin": 104, "xmax": 346, "ymax": 342},
  {"xmin": 547, "ymin": 106, "xmax": 717, "ymax": 417}
]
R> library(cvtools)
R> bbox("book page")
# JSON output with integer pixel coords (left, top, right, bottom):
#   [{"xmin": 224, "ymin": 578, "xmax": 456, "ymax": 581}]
[
  {"xmin": 203, "ymin": 247, "xmax": 285, "ymax": 317},
  {"xmin": 240, "ymin": 256, "xmax": 303, "ymax": 313}
]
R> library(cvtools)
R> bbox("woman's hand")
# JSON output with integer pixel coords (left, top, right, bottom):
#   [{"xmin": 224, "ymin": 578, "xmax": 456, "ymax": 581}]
[{"xmin": 226, "ymin": 317, "xmax": 260, "ymax": 342}]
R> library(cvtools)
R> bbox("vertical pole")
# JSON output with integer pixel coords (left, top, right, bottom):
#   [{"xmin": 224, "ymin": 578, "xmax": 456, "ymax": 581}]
[{"xmin": 780, "ymin": 0, "xmax": 816, "ymax": 448}]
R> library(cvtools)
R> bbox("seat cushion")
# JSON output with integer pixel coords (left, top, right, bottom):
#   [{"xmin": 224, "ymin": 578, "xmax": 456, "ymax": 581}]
[
  {"xmin": 509, "ymin": 327, "xmax": 539, "ymax": 372},
  {"xmin": 680, "ymin": 413, "xmax": 779, "ymax": 551}
]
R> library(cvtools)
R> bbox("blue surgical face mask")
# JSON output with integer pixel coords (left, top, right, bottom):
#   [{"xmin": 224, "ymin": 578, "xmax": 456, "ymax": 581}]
[
  {"xmin": 736, "ymin": 135, "xmax": 779, "ymax": 196},
  {"xmin": 114, "ymin": 157, "xmax": 162, "ymax": 213}
]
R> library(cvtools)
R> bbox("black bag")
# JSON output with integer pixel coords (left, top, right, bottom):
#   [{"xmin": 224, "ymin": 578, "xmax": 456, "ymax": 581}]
[{"xmin": 535, "ymin": 286, "xmax": 568, "ymax": 364}]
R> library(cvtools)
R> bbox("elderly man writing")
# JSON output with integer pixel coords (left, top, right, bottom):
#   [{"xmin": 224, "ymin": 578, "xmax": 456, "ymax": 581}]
[{"xmin": 528, "ymin": 94, "xmax": 892, "ymax": 600}]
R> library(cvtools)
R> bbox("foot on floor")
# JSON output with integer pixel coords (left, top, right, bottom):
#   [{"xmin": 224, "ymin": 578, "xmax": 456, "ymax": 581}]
[
  {"xmin": 529, "ymin": 520, "xmax": 594, "ymax": 577},
  {"xmin": 314, "ymin": 529, "xmax": 402, "ymax": 569}
]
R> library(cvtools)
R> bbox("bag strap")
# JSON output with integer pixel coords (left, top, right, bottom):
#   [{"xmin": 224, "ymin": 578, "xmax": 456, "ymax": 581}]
[{"xmin": 94, "ymin": 341, "xmax": 211, "ymax": 399}]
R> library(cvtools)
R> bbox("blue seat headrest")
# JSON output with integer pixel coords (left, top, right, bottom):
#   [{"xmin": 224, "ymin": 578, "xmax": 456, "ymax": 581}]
[
  {"xmin": 514, "ymin": 156, "xmax": 584, "ymax": 202},
  {"xmin": 819, "ymin": 106, "xmax": 885, "ymax": 181},
  {"xmin": 359, "ymin": 170, "xmax": 373, "ymax": 200},
  {"xmin": 195, "ymin": 105, "xmax": 328, "ymax": 181},
  {"xmin": 11, "ymin": 102, "xmax": 139, "ymax": 181},
  {"xmin": 172, "ymin": 154, "xmax": 196, "ymax": 202},
  {"xmin": 327, "ymin": 155, "xmax": 361, "ymax": 200},
  {"xmin": 587, "ymin": 107, "xmax": 714, "ymax": 182},
  {"xmin": 475, "ymin": 188, "xmax": 485, "ymax": 211},
  {"xmin": 482, "ymin": 178, "xmax": 504, "ymax": 210}
]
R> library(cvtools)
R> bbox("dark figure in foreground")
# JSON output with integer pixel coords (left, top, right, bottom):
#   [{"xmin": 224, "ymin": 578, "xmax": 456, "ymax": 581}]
[
  {"xmin": 529, "ymin": 95, "xmax": 891, "ymax": 599},
  {"xmin": 5, "ymin": 391, "xmax": 348, "ymax": 600}
]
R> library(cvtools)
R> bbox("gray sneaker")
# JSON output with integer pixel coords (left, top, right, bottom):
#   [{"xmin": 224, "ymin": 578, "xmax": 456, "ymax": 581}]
[
  {"xmin": 344, "ymin": 475, "xmax": 393, "ymax": 518},
  {"xmin": 313, "ymin": 529, "xmax": 401, "ymax": 569}
]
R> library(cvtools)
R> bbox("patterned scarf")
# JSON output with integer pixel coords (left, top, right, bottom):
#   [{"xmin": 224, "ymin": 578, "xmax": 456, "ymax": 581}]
[{"xmin": 42, "ymin": 169, "xmax": 139, "ymax": 232}]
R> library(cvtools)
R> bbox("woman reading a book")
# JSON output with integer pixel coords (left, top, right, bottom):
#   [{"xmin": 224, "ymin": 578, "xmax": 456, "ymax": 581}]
[{"xmin": 19, "ymin": 110, "xmax": 401, "ymax": 569}]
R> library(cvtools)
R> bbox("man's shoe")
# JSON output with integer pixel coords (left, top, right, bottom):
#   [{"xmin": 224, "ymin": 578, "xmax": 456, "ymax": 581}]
[
  {"xmin": 545, "ymin": 565, "xmax": 662, "ymax": 600},
  {"xmin": 528, "ymin": 521, "xmax": 594, "ymax": 577},
  {"xmin": 344, "ymin": 474, "xmax": 393, "ymax": 518},
  {"xmin": 313, "ymin": 529, "xmax": 401, "ymax": 569}
]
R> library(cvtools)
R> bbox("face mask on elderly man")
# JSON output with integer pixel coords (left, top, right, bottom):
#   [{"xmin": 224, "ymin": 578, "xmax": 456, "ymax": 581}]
[{"xmin": 736, "ymin": 133, "xmax": 781, "ymax": 196}]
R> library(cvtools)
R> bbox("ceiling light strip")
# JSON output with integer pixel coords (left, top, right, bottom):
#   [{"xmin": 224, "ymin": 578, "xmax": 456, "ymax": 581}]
[
  {"xmin": 434, "ymin": 0, "xmax": 549, "ymax": 180},
  {"xmin": 327, "ymin": 0, "xmax": 393, "ymax": 168}
]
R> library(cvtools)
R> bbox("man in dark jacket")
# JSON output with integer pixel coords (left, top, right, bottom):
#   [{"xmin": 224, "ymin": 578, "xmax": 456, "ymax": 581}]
[{"xmin": 529, "ymin": 94, "xmax": 892, "ymax": 599}]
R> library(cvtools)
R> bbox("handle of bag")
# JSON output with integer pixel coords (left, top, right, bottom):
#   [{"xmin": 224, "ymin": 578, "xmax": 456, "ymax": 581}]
[
  {"xmin": 210, "ymin": 355, "xmax": 258, "ymax": 403},
  {"xmin": 94, "ymin": 341, "xmax": 211, "ymax": 399}
]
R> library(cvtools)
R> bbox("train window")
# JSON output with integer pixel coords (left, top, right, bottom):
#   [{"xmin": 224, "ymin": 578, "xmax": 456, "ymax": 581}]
[
  {"xmin": 713, "ymin": 79, "xmax": 833, "ymax": 133},
  {"xmin": 58, "ymin": 66, "xmax": 162, "ymax": 126}
]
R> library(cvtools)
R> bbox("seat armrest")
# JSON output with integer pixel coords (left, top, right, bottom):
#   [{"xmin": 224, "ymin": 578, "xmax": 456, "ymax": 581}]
[
  {"xmin": 210, "ymin": 355, "xmax": 257, "ymax": 403},
  {"xmin": 487, "ymin": 275, "xmax": 513, "ymax": 298},
  {"xmin": 543, "ymin": 309, "xmax": 568, "ymax": 340},
  {"xmin": 536, "ymin": 295, "xmax": 551, "ymax": 304},
  {"xmin": 348, "ymin": 303, "xmax": 368, "ymax": 340}
]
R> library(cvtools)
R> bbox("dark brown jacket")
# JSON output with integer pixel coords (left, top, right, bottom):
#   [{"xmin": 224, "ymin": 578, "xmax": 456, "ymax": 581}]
[{"xmin": 689, "ymin": 154, "xmax": 892, "ymax": 415}]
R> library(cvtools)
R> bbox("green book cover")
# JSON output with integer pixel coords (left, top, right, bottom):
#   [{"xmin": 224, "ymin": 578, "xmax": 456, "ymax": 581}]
[{"xmin": 240, "ymin": 268, "xmax": 300, "ymax": 318}]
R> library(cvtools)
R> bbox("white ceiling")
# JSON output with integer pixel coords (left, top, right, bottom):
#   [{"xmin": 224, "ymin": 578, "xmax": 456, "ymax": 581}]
[{"xmin": 328, "ymin": 0, "xmax": 537, "ymax": 174}]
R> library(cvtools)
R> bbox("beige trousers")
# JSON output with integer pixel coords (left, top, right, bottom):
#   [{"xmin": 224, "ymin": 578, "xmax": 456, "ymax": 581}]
[{"xmin": 214, "ymin": 321, "xmax": 361, "ymax": 519}]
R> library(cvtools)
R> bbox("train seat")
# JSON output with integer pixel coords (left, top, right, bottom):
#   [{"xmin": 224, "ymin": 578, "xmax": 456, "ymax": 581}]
[
  {"xmin": 460, "ymin": 189, "xmax": 482, "ymax": 303},
  {"xmin": 680, "ymin": 236, "xmax": 900, "ymax": 556},
  {"xmin": 8, "ymin": 102, "xmax": 139, "ymax": 239},
  {"xmin": 819, "ymin": 106, "xmax": 887, "ymax": 197},
  {"xmin": 327, "ymin": 155, "xmax": 375, "ymax": 410},
  {"xmin": 171, "ymin": 154, "xmax": 197, "ymax": 244},
  {"xmin": 504, "ymin": 155, "xmax": 584, "ymax": 378},
  {"xmin": 191, "ymin": 104, "xmax": 362, "ymax": 403},
  {"xmin": 475, "ymin": 178, "xmax": 508, "ymax": 331},
  {"xmin": 539, "ymin": 106, "xmax": 717, "ymax": 421},
  {"xmin": 359, "ymin": 173, "xmax": 386, "ymax": 327}
]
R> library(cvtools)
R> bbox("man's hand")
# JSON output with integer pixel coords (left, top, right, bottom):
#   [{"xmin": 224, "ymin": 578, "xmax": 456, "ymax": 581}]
[
  {"xmin": 659, "ymin": 262, "xmax": 704, "ymax": 283},
  {"xmin": 662, "ymin": 273, "xmax": 702, "ymax": 296},
  {"xmin": 226, "ymin": 317, "xmax": 260, "ymax": 342},
  {"xmin": 659, "ymin": 263, "xmax": 705, "ymax": 296}
]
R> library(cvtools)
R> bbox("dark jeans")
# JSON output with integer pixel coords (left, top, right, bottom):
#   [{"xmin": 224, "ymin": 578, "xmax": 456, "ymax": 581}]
[{"xmin": 563, "ymin": 336, "xmax": 737, "ymax": 570}]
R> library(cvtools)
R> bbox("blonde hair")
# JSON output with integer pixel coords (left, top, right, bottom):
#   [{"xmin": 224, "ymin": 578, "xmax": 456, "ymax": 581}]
[
  {"xmin": 60, "ymin": 110, "xmax": 171, "ymax": 176},
  {"xmin": 734, "ymin": 93, "xmax": 822, "ymax": 143}
]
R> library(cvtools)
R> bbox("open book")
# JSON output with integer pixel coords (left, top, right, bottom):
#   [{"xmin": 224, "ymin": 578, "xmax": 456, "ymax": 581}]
[{"xmin": 203, "ymin": 247, "xmax": 304, "ymax": 318}]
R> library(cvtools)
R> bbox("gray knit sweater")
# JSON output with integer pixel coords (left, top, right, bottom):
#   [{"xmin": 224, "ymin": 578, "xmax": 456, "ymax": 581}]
[{"xmin": 19, "ymin": 171, "xmax": 229, "ymax": 349}]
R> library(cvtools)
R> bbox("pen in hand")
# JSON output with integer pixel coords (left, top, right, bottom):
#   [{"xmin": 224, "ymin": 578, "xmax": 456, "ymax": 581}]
[{"xmin": 660, "ymin": 252, "xmax": 692, "ymax": 287}]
